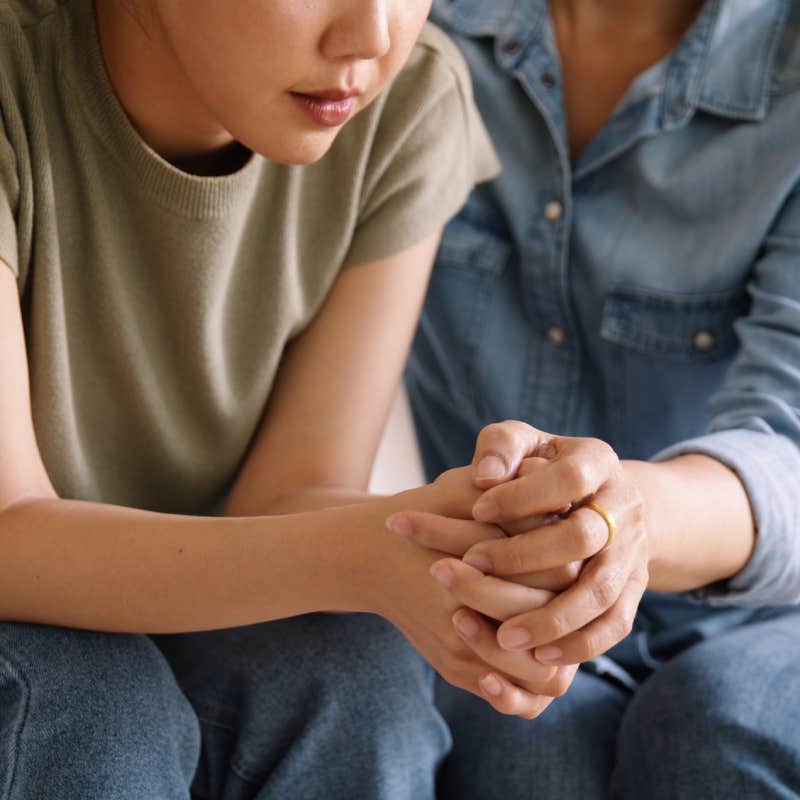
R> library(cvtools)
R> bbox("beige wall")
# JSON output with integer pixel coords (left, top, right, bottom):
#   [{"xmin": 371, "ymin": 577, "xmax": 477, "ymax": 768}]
[{"xmin": 368, "ymin": 386, "xmax": 425, "ymax": 495}]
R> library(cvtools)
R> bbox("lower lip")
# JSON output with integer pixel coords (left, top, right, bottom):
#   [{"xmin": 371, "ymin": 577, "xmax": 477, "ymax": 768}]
[{"xmin": 290, "ymin": 93, "xmax": 356, "ymax": 127}]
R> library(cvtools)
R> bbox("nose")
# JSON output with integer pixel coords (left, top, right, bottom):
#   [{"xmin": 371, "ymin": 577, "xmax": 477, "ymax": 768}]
[{"xmin": 321, "ymin": 1, "xmax": 391, "ymax": 62}]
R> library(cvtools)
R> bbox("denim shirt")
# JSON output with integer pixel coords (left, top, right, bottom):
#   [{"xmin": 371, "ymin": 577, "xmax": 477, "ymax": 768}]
[{"xmin": 407, "ymin": 0, "xmax": 800, "ymax": 608}]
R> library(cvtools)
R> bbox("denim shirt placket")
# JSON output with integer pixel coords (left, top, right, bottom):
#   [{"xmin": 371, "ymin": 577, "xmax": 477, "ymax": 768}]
[
  {"xmin": 488, "ymin": 2, "xmax": 721, "ymax": 433},
  {"xmin": 496, "ymin": 13, "xmax": 579, "ymax": 431}
]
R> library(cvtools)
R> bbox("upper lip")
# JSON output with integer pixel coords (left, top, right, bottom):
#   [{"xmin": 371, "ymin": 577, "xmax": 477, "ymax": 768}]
[{"xmin": 292, "ymin": 88, "xmax": 361, "ymax": 101}]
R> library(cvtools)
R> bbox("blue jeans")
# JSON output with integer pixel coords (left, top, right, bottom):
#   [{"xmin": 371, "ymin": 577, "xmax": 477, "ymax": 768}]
[
  {"xmin": 437, "ymin": 604, "xmax": 800, "ymax": 799},
  {"xmin": 0, "ymin": 613, "xmax": 449, "ymax": 799},
  {"xmin": 1, "ymin": 609, "xmax": 799, "ymax": 799}
]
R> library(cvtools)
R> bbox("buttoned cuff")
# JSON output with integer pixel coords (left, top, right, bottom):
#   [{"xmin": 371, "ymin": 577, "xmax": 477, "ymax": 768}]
[{"xmin": 651, "ymin": 429, "xmax": 800, "ymax": 607}]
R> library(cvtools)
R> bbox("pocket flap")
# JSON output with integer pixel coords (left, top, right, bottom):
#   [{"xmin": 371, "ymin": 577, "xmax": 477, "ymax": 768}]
[
  {"xmin": 601, "ymin": 287, "xmax": 750, "ymax": 360},
  {"xmin": 437, "ymin": 215, "xmax": 511, "ymax": 275}
]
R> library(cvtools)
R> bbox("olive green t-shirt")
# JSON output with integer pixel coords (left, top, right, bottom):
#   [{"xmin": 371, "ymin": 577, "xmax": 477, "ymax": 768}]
[{"xmin": 0, "ymin": 0, "xmax": 499, "ymax": 514}]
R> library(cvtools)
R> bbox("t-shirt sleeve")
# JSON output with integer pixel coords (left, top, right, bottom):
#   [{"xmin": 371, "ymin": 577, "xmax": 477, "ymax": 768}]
[
  {"xmin": 0, "ymin": 71, "xmax": 20, "ymax": 278},
  {"xmin": 344, "ymin": 23, "xmax": 500, "ymax": 266},
  {"xmin": 0, "ymin": 128, "xmax": 19, "ymax": 277}
]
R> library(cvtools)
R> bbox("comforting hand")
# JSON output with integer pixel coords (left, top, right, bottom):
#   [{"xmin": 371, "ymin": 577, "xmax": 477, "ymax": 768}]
[
  {"xmin": 382, "ymin": 466, "xmax": 578, "ymax": 717},
  {"xmin": 390, "ymin": 421, "xmax": 650, "ymax": 667}
]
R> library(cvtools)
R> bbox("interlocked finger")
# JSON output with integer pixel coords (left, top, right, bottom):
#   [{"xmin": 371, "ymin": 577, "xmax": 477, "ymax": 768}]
[
  {"xmin": 495, "ymin": 543, "xmax": 637, "ymax": 651},
  {"xmin": 464, "ymin": 502, "xmax": 612, "ymax": 576},
  {"xmin": 534, "ymin": 567, "xmax": 649, "ymax": 665},
  {"xmin": 430, "ymin": 557, "xmax": 554, "ymax": 621},
  {"xmin": 451, "ymin": 607, "xmax": 560, "ymax": 690},
  {"xmin": 386, "ymin": 511, "xmax": 505, "ymax": 555}
]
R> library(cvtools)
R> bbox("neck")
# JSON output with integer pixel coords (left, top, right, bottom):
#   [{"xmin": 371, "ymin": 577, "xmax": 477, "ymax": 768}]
[
  {"xmin": 549, "ymin": 0, "xmax": 706, "ymax": 38},
  {"xmin": 94, "ymin": 0, "xmax": 240, "ymax": 173}
]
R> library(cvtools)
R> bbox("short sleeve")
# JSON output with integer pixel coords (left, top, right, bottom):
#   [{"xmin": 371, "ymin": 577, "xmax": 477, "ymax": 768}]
[
  {"xmin": 0, "ymin": 68, "xmax": 20, "ymax": 277},
  {"xmin": 344, "ymin": 23, "xmax": 500, "ymax": 266},
  {"xmin": 0, "ymin": 130, "xmax": 19, "ymax": 277}
]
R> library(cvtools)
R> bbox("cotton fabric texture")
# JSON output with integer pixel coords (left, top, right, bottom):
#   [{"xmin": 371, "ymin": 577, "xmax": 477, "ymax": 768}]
[{"xmin": 0, "ymin": 0, "xmax": 499, "ymax": 514}]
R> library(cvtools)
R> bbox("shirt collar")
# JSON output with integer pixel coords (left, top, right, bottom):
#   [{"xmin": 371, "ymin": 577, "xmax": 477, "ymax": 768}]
[
  {"xmin": 431, "ymin": 0, "xmax": 789, "ymax": 124},
  {"xmin": 697, "ymin": 0, "xmax": 789, "ymax": 121}
]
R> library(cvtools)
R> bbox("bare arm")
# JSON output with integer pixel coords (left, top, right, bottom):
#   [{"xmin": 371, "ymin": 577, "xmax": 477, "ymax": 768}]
[
  {"xmin": 0, "ymin": 251, "xmax": 439, "ymax": 633},
  {"xmin": 223, "ymin": 234, "xmax": 441, "ymax": 518}
]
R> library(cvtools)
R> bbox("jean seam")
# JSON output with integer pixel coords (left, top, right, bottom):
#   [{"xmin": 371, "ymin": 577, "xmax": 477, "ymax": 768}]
[
  {"xmin": 229, "ymin": 755, "xmax": 264, "ymax": 787},
  {"xmin": 195, "ymin": 715, "xmax": 236, "ymax": 734},
  {"xmin": 0, "ymin": 652, "xmax": 32, "ymax": 800}
]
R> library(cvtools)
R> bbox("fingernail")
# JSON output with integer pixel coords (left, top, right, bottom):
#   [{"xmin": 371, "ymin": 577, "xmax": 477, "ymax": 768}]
[
  {"xmin": 386, "ymin": 514, "xmax": 412, "ymax": 537},
  {"xmin": 473, "ymin": 498, "xmax": 499, "ymax": 522},
  {"xmin": 429, "ymin": 562, "xmax": 454, "ymax": 589},
  {"xmin": 480, "ymin": 674, "xmax": 503, "ymax": 697},
  {"xmin": 536, "ymin": 645, "xmax": 562, "ymax": 663},
  {"xmin": 453, "ymin": 610, "xmax": 479, "ymax": 639},
  {"xmin": 475, "ymin": 456, "xmax": 506, "ymax": 481},
  {"xmin": 498, "ymin": 626, "xmax": 531, "ymax": 650},
  {"xmin": 462, "ymin": 552, "xmax": 492, "ymax": 573}
]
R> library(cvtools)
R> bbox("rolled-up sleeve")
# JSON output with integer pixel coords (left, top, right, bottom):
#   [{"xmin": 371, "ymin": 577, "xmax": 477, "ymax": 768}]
[{"xmin": 652, "ymin": 185, "xmax": 800, "ymax": 606}]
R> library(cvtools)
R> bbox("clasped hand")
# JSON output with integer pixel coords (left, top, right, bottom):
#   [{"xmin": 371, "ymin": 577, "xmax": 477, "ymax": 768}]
[{"xmin": 387, "ymin": 421, "xmax": 649, "ymax": 718}]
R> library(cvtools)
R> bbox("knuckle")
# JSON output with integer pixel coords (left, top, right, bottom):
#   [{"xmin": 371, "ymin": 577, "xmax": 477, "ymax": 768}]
[
  {"xmin": 588, "ymin": 571, "xmax": 623, "ymax": 609},
  {"xmin": 561, "ymin": 457, "xmax": 594, "ymax": 496},
  {"xmin": 571, "ymin": 513, "xmax": 603, "ymax": 555},
  {"xmin": 547, "ymin": 612, "xmax": 570, "ymax": 641},
  {"xmin": 486, "ymin": 539, "xmax": 525, "ymax": 575},
  {"xmin": 503, "ymin": 543, "xmax": 528, "ymax": 575},
  {"xmin": 593, "ymin": 438, "xmax": 618, "ymax": 465},
  {"xmin": 480, "ymin": 422, "xmax": 516, "ymax": 451},
  {"xmin": 534, "ymin": 437, "xmax": 558, "ymax": 460},
  {"xmin": 615, "ymin": 613, "xmax": 635, "ymax": 641},
  {"xmin": 581, "ymin": 630, "xmax": 606, "ymax": 659}
]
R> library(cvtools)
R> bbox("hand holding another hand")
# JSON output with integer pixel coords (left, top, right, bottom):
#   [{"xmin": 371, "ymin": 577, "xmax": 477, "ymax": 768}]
[
  {"xmin": 388, "ymin": 421, "xmax": 649, "ymax": 673},
  {"xmin": 381, "ymin": 465, "xmax": 576, "ymax": 718}
]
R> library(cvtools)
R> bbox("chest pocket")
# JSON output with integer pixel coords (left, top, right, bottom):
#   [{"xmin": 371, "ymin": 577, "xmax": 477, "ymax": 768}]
[
  {"xmin": 600, "ymin": 287, "xmax": 750, "ymax": 362},
  {"xmin": 436, "ymin": 208, "xmax": 511, "ymax": 276}
]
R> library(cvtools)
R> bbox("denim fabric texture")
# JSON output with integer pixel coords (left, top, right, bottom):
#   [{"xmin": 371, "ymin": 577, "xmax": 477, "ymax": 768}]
[
  {"xmin": 0, "ymin": 615, "xmax": 451, "ymax": 800},
  {"xmin": 408, "ymin": 0, "xmax": 800, "ymax": 609},
  {"xmin": 407, "ymin": 1, "xmax": 800, "ymax": 794},
  {"xmin": 3, "ymin": 612, "xmax": 800, "ymax": 799},
  {"xmin": 436, "ymin": 605, "xmax": 800, "ymax": 799}
]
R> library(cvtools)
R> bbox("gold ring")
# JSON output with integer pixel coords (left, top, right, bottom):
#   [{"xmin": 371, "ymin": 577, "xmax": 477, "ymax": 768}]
[{"xmin": 585, "ymin": 502, "xmax": 617, "ymax": 549}]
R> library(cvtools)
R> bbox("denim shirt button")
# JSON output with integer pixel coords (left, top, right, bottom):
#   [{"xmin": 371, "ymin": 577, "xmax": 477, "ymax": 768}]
[
  {"xmin": 540, "ymin": 71, "xmax": 557, "ymax": 89},
  {"xmin": 547, "ymin": 325, "xmax": 567, "ymax": 347},
  {"xmin": 693, "ymin": 330, "xmax": 716, "ymax": 351},
  {"xmin": 544, "ymin": 201, "xmax": 564, "ymax": 221},
  {"xmin": 502, "ymin": 39, "xmax": 520, "ymax": 55}
]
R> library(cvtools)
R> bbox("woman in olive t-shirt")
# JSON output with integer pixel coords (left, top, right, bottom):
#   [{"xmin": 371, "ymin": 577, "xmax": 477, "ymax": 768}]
[{"xmin": 0, "ymin": 1, "xmax": 567, "ymax": 798}]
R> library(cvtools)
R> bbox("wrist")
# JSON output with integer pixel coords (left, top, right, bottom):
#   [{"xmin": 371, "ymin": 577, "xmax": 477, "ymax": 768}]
[
  {"xmin": 620, "ymin": 459, "xmax": 661, "ymax": 580},
  {"xmin": 325, "ymin": 482, "xmax": 454, "ymax": 619}
]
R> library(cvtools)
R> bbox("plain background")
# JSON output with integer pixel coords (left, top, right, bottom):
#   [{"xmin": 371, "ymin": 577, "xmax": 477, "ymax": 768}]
[{"xmin": 368, "ymin": 386, "xmax": 426, "ymax": 495}]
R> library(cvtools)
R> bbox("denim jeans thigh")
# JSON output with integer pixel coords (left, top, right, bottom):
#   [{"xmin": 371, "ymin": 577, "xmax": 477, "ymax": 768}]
[
  {"xmin": 0, "ymin": 622, "xmax": 200, "ymax": 800},
  {"xmin": 152, "ymin": 612, "xmax": 451, "ymax": 800},
  {"xmin": 613, "ymin": 606, "xmax": 800, "ymax": 799}
]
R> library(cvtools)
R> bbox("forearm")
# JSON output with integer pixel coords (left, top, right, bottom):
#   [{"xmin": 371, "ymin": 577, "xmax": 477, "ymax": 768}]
[
  {"xmin": 624, "ymin": 454, "xmax": 755, "ymax": 592},
  {"xmin": 0, "ymin": 488, "xmax": 436, "ymax": 633}
]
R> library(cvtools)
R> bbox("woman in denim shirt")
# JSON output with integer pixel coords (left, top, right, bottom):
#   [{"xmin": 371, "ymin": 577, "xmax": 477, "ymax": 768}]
[{"xmin": 394, "ymin": 0, "xmax": 800, "ymax": 796}]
